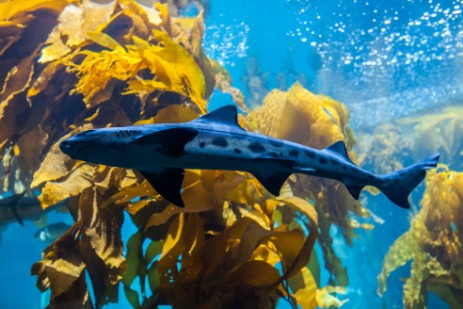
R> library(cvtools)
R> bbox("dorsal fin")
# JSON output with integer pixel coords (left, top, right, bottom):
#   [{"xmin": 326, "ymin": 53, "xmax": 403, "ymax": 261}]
[
  {"xmin": 325, "ymin": 141, "xmax": 354, "ymax": 163},
  {"xmin": 195, "ymin": 105, "xmax": 244, "ymax": 130}
]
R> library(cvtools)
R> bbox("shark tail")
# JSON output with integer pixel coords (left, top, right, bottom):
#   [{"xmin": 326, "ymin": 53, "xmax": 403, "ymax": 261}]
[{"xmin": 375, "ymin": 153, "xmax": 440, "ymax": 208}]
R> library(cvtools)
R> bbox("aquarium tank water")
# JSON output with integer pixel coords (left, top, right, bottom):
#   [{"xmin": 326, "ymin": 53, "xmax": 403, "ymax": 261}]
[{"xmin": 0, "ymin": 0, "xmax": 462, "ymax": 308}]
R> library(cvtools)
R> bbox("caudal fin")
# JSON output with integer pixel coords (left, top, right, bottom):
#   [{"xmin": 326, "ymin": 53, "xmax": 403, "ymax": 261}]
[{"xmin": 377, "ymin": 153, "xmax": 440, "ymax": 208}]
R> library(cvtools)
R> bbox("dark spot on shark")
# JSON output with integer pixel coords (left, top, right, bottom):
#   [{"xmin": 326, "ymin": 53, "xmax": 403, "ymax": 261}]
[
  {"xmin": 199, "ymin": 141, "xmax": 206, "ymax": 148},
  {"xmin": 268, "ymin": 152, "xmax": 279, "ymax": 157},
  {"xmin": 248, "ymin": 142, "xmax": 265, "ymax": 153},
  {"xmin": 289, "ymin": 150, "xmax": 299, "ymax": 157},
  {"xmin": 212, "ymin": 137, "xmax": 228, "ymax": 147},
  {"xmin": 342, "ymin": 165, "xmax": 347, "ymax": 170},
  {"xmin": 304, "ymin": 150, "xmax": 315, "ymax": 158},
  {"xmin": 234, "ymin": 148, "xmax": 242, "ymax": 154},
  {"xmin": 319, "ymin": 157, "xmax": 327, "ymax": 164},
  {"xmin": 271, "ymin": 141, "xmax": 283, "ymax": 147}
]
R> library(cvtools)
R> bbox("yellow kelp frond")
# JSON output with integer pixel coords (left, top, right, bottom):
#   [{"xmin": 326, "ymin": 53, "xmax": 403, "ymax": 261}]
[
  {"xmin": 127, "ymin": 30, "xmax": 207, "ymax": 112},
  {"xmin": 155, "ymin": 214, "xmax": 315, "ymax": 308},
  {"xmin": 316, "ymin": 286, "xmax": 349, "ymax": 308},
  {"xmin": 70, "ymin": 30, "xmax": 206, "ymax": 112},
  {"xmin": 0, "ymin": 0, "xmax": 215, "ymax": 182},
  {"xmin": 356, "ymin": 123, "xmax": 413, "ymax": 174},
  {"xmin": 378, "ymin": 166, "xmax": 463, "ymax": 308},
  {"xmin": 247, "ymin": 82, "xmax": 351, "ymax": 146},
  {"xmin": 0, "ymin": 0, "xmax": 71, "ymax": 22},
  {"xmin": 247, "ymin": 82, "xmax": 369, "ymax": 286},
  {"xmin": 108, "ymin": 177, "xmax": 319, "ymax": 308},
  {"xmin": 39, "ymin": 0, "xmax": 117, "ymax": 63},
  {"xmin": 401, "ymin": 105, "xmax": 463, "ymax": 170}
]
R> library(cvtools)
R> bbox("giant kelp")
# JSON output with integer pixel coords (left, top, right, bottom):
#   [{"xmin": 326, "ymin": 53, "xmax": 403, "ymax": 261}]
[
  {"xmin": 356, "ymin": 123, "xmax": 414, "ymax": 175},
  {"xmin": 378, "ymin": 166, "xmax": 463, "ymax": 308},
  {"xmin": 399, "ymin": 105, "xmax": 463, "ymax": 171},
  {"xmin": 0, "ymin": 1, "xmax": 356, "ymax": 308},
  {"xmin": 248, "ymin": 83, "xmax": 372, "ymax": 287}
]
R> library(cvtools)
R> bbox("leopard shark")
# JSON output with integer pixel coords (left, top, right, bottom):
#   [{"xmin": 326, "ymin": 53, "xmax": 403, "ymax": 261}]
[{"xmin": 60, "ymin": 105, "xmax": 439, "ymax": 208}]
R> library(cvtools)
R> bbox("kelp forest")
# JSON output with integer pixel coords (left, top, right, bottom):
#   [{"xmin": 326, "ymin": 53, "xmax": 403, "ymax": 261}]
[{"xmin": 0, "ymin": 1, "xmax": 461, "ymax": 308}]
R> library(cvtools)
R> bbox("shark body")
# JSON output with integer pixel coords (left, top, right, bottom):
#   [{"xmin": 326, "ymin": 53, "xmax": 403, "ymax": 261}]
[
  {"xmin": 0, "ymin": 193, "xmax": 62, "ymax": 226},
  {"xmin": 60, "ymin": 105, "xmax": 439, "ymax": 208}
]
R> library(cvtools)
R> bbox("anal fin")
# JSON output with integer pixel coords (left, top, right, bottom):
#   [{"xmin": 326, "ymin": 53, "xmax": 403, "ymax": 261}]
[
  {"xmin": 345, "ymin": 184, "xmax": 364, "ymax": 200},
  {"xmin": 139, "ymin": 168, "xmax": 185, "ymax": 207}
]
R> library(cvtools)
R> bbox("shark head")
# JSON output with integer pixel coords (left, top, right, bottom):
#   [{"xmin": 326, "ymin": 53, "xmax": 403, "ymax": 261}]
[{"xmin": 60, "ymin": 127, "xmax": 143, "ymax": 167}]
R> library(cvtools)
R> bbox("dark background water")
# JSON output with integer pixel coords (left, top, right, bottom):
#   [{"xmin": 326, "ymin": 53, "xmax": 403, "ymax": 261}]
[{"xmin": 2, "ymin": 0, "xmax": 462, "ymax": 308}]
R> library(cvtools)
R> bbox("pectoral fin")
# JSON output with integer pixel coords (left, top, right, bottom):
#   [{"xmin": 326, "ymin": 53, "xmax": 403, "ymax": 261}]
[
  {"xmin": 139, "ymin": 168, "xmax": 185, "ymax": 207},
  {"xmin": 13, "ymin": 192, "xmax": 26, "ymax": 226},
  {"xmin": 12, "ymin": 204, "xmax": 24, "ymax": 226},
  {"xmin": 251, "ymin": 158, "xmax": 295, "ymax": 196},
  {"xmin": 253, "ymin": 170, "xmax": 292, "ymax": 196}
]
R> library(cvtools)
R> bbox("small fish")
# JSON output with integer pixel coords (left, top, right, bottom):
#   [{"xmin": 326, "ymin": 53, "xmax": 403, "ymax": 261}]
[
  {"xmin": 34, "ymin": 223, "xmax": 71, "ymax": 242},
  {"xmin": 60, "ymin": 105, "xmax": 439, "ymax": 209}
]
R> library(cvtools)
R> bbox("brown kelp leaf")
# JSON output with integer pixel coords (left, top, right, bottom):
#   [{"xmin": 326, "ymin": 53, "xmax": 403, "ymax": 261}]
[
  {"xmin": 31, "ymin": 223, "xmax": 92, "ymax": 308},
  {"xmin": 197, "ymin": 217, "xmax": 267, "ymax": 280},
  {"xmin": 15, "ymin": 125, "xmax": 48, "ymax": 172},
  {"xmin": 275, "ymin": 196, "xmax": 319, "ymax": 280},
  {"xmin": 228, "ymin": 260, "xmax": 282, "ymax": 287},
  {"xmin": 0, "ymin": 46, "xmax": 41, "ymax": 145},
  {"xmin": 39, "ymin": 164, "xmax": 95, "ymax": 209},
  {"xmin": 40, "ymin": 0, "xmax": 117, "ymax": 63},
  {"xmin": 78, "ymin": 188, "xmax": 126, "ymax": 307},
  {"xmin": 31, "ymin": 125, "xmax": 93, "ymax": 189},
  {"xmin": 145, "ymin": 204, "xmax": 181, "ymax": 228},
  {"xmin": 0, "ymin": 45, "xmax": 37, "ymax": 103}
]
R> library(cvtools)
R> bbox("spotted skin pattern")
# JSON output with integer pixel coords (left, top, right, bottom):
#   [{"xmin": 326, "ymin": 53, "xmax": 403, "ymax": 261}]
[{"xmin": 60, "ymin": 105, "xmax": 439, "ymax": 208}]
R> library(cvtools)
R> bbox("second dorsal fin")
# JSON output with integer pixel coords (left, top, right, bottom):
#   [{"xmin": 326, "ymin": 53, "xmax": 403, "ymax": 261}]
[
  {"xmin": 325, "ymin": 141, "xmax": 354, "ymax": 163},
  {"xmin": 194, "ymin": 105, "xmax": 244, "ymax": 130}
]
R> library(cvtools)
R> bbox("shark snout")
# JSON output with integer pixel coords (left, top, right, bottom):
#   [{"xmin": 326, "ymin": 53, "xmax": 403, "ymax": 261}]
[
  {"xmin": 59, "ymin": 140, "xmax": 80, "ymax": 158},
  {"xmin": 59, "ymin": 141, "xmax": 72, "ymax": 153}
]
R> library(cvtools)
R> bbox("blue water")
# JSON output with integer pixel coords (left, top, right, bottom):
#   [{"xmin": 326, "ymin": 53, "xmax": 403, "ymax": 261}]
[{"xmin": 2, "ymin": 0, "xmax": 462, "ymax": 308}]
